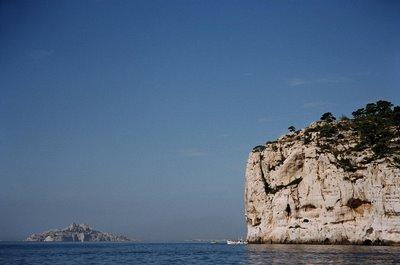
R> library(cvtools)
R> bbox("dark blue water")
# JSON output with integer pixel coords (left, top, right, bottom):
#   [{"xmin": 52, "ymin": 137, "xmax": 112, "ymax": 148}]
[{"xmin": 1, "ymin": 242, "xmax": 400, "ymax": 264}]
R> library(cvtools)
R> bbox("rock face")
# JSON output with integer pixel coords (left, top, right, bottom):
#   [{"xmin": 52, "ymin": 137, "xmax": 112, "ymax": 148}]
[
  {"xmin": 26, "ymin": 223, "xmax": 131, "ymax": 242},
  {"xmin": 245, "ymin": 119, "xmax": 400, "ymax": 245}
]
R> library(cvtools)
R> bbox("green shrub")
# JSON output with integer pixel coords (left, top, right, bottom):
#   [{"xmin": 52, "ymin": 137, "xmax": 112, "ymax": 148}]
[
  {"xmin": 337, "ymin": 158, "xmax": 357, "ymax": 172},
  {"xmin": 394, "ymin": 157, "xmax": 400, "ymax": 168},
  {"xmin": 303, "ymin": 133, "xmax": 312, "ymax": 144},
  {"xmin": 319, "ymin": 123, "xmax": 337, "ymax": 138},
  {"xmin": 320, "ymin": 112, "xmax": 336, "ymax": 122},
  {"xmin": 252, "ymin": 145, "xmax": 266, "ymax": 152},
  {"xmin": 340, "ymin": 115, "xmax": 350, "ymax": 121},
  {"xmin": 372, "ymin": 141, "xmax": 391, "ymax": 159}
]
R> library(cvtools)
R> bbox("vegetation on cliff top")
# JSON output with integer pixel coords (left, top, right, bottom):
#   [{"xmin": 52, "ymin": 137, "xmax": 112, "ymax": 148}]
[
  {"xmin": 351, "ymin": 101, "xmax": 400, "ymax": 157},
  {"xmin": 253, "ymin": 100, "xmax": 400, "ymax": 169},
  {"xmin": 307, "ymin": 100, "xmax": 400, "ymax": 169}
]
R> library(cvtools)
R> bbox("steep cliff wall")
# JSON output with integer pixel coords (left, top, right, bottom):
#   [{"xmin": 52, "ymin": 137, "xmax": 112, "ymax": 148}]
[{"xmin": 245, "ymin": 105, "xmax": 400, "ymax": 245}]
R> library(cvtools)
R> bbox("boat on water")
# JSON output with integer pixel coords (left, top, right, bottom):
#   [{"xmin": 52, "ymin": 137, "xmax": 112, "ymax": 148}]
[{"xmin": 226, "ymin": 239, "xmax": 247, "ymax": 245}]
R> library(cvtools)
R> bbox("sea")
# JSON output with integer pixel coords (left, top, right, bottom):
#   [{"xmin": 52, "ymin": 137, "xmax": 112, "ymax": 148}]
[{"xmin": 1, "ymin": 242, "xmax": 400, "ymax": 264}]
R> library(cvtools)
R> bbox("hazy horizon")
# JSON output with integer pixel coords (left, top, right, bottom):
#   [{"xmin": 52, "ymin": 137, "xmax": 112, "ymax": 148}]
[{"xmin": 1, "ymin": 0, "xmax": 399, "ymax": 241}]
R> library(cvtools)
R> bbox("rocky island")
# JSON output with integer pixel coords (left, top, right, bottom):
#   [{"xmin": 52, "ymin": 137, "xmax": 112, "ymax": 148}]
[
  {"xmin": 26, "ymin": 223, "xmax": 131, "ymax": 242},
  {"xmin": 245, "ymin": 100, "xmax": 400, "ymax": 245}
]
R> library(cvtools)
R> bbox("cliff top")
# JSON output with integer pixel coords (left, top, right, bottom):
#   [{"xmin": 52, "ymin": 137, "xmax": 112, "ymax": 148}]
[{"xmin": 253, "ymin": 100, "xmax": 400, "ymax": 171}]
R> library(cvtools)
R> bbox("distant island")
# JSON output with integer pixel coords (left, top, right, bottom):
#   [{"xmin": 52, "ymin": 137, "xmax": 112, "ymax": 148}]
[
  {"xmin": 245, "ymin": 100, "xmax": 400, "ymax": 245},
  {"xmin": 26, "ymin": 223, "xmax": 131, "ymax": 242}
]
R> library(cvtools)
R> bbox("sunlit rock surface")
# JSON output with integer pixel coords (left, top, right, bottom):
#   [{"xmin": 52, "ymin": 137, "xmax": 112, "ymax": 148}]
[{"xmin": 245, "ymin": 120, "xmax": 400, "ymax": 245}]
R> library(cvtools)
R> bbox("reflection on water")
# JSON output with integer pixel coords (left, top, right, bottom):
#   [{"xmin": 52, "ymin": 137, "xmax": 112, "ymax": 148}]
[
  {"xmin": 245, "ymin": 244, "xmax": 400, "ymax": 264},
  {"xmin": 1, "ymin": 242, "xmax": 400, "ymax": 264}
]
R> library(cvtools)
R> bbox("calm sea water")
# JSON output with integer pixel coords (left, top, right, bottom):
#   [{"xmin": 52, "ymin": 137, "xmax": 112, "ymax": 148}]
[{"xmin": 1, "ymin": 242, "xmax": 400, "ymax": 264}]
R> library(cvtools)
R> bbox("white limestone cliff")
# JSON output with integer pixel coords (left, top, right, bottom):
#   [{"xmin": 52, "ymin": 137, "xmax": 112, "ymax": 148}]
[{"xmin": 245, "ymin": 120, "xmax": 400, "ymax": 245}]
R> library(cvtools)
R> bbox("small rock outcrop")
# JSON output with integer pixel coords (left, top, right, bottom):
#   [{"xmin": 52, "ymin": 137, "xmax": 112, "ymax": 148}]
[
  {"xmin": 26, "ymin": 223, "xmax": 131, "ymax": 242},
  {"xmin": 245, "ymin": 101, "xmax": 400, "ymax": 245}
]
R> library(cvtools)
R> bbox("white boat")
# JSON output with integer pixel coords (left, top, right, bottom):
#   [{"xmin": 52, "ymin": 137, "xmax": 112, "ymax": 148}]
[{"xmin": 226, "ymin": 239, "xmax": 247, "ymax": 245}]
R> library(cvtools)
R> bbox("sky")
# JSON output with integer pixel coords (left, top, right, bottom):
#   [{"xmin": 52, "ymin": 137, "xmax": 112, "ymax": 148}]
[{"xmin": 1, "ymin": 0, "xmax": 399, "ymax": 241}]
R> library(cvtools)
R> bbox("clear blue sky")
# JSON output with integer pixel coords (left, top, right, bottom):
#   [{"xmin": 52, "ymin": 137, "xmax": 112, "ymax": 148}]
[{"xmin": 1, "ymin": 0, "xmax": 399, "ymax": 241}]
